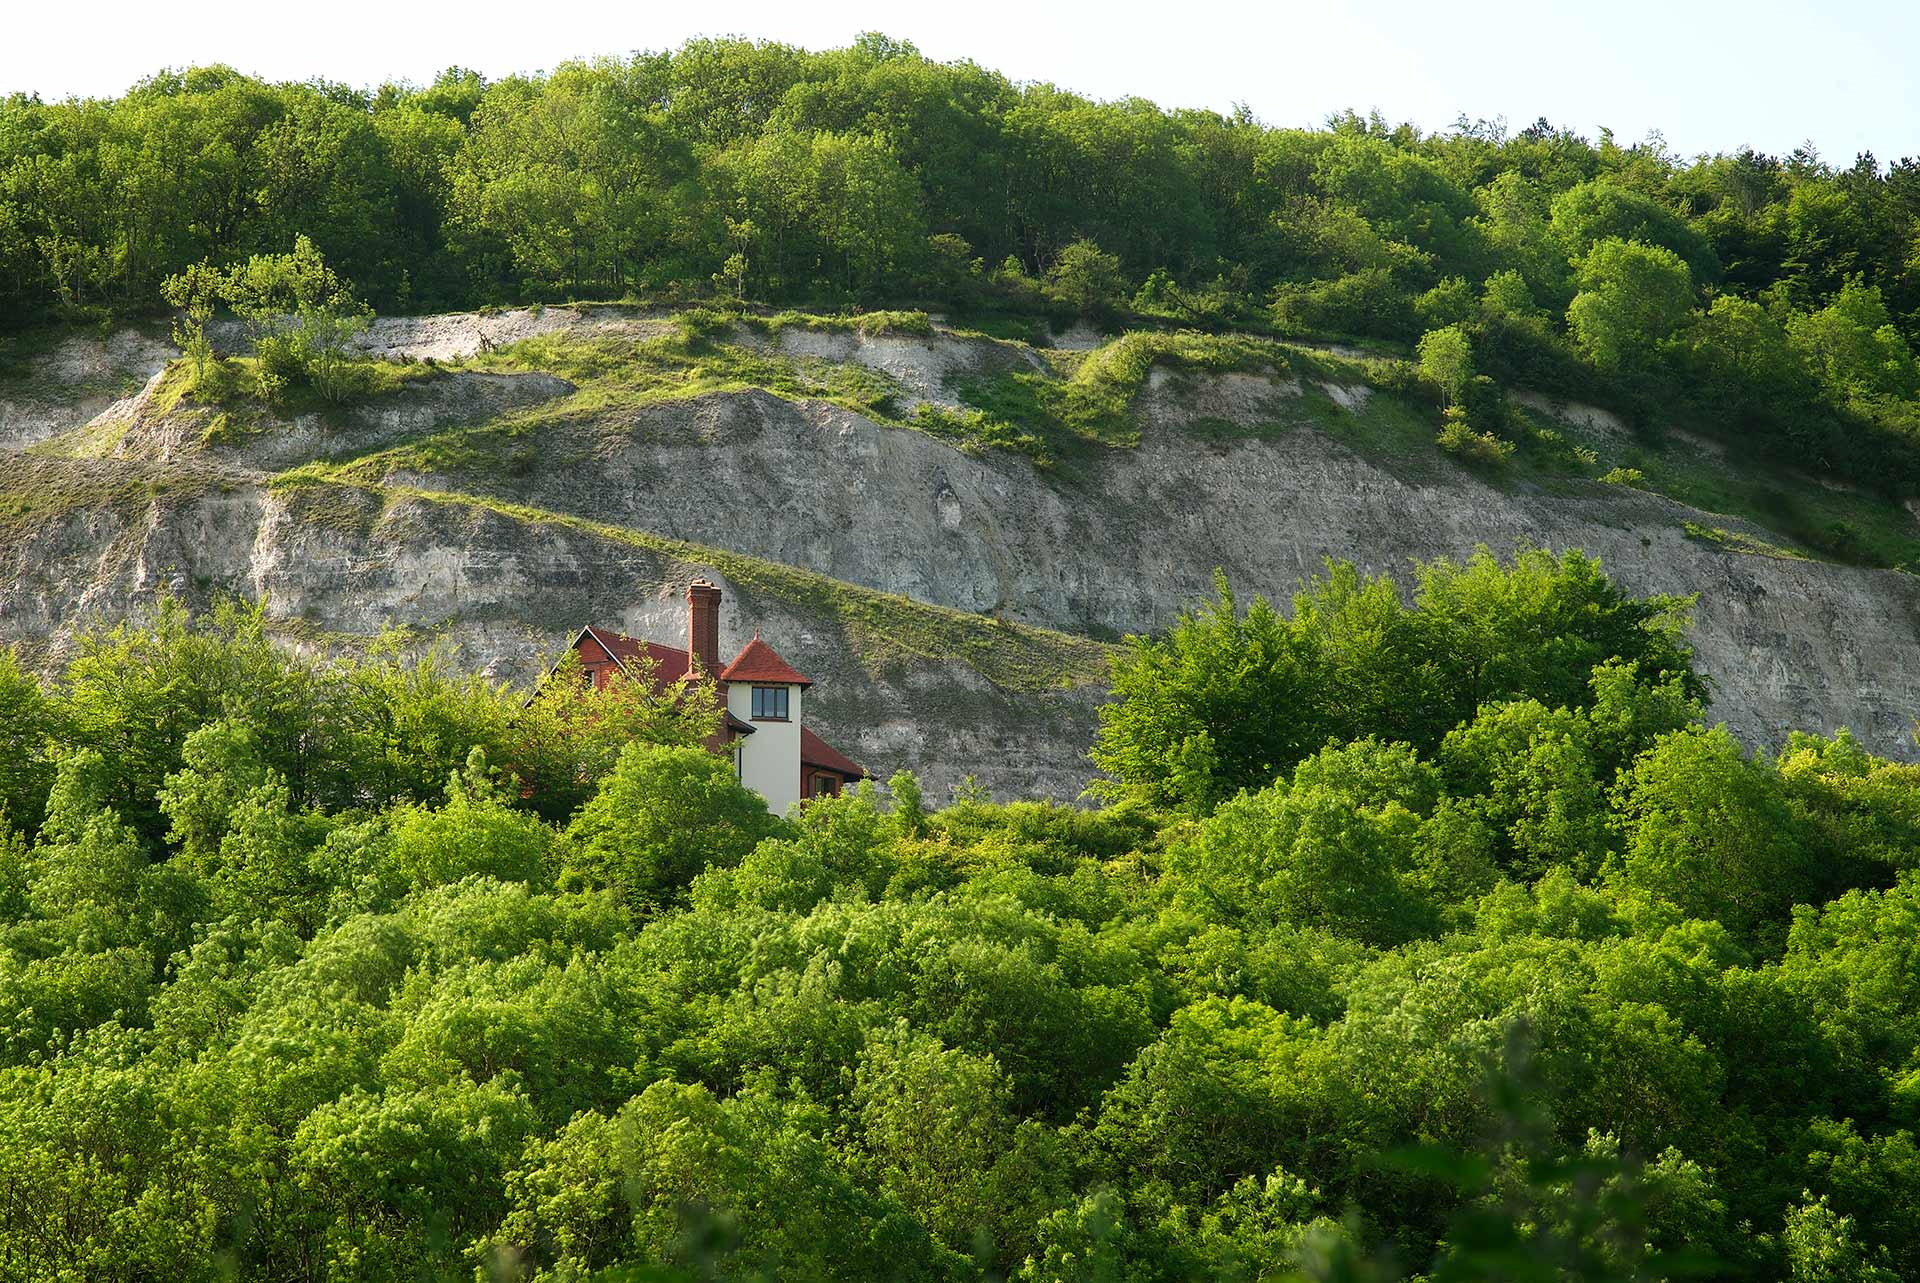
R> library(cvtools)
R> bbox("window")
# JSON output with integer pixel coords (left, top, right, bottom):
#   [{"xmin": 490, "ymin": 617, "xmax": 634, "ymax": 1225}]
[
  {"xmin": 810, "ymin": 773, "xmax": 841, "ymax": 799},
  {"xmin": 751, "ymin": 685, "xmax": 789, "ymax": 720}
]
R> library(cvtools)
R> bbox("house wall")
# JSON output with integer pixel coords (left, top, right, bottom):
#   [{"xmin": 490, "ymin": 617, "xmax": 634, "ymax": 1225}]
[
  {"xmin": 728, "ymin": 681, "xmax": 803, "ymax": 815},
  {"xmin": 574, "ymin": 636, "xmax": 612, "ymax": 688}
]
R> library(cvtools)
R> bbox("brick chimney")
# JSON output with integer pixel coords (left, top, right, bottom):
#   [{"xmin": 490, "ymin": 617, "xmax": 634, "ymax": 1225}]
[{"xmin": 687, "ymin": 578, "xmax": 721, "ymax": 676}]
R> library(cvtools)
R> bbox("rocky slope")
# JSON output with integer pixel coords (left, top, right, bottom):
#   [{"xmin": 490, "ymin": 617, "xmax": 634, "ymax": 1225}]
[{"xmin": 5, "ymin": 308, "xmax": 1918, "ymax": 803}]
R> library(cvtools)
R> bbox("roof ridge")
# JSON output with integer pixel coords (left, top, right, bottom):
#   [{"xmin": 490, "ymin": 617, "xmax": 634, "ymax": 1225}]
[{"xmin": 581, "ymin": 623, "xmax": 633, "ymax": 672}]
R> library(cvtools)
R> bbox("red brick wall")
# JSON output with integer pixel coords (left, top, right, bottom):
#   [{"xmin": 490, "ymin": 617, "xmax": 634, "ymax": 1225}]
[{"xmin": 688, "ymin": 580, "xmax": 721, "ymax": 675}]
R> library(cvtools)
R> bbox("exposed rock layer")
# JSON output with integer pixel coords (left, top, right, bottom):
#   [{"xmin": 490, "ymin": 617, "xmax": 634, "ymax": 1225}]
[{"xmin": 5, "ymin": 315, "xmax": 1917, "ymax": 806}]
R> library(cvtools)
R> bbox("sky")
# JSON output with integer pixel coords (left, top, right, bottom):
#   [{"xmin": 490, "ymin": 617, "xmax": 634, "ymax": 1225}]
[{"xmin": 4, "ymin": 0, "xmax": 1915, "ymax": 164}]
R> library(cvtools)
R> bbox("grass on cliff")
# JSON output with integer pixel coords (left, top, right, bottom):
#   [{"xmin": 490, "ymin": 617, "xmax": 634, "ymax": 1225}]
[
  {"xmin": 1638, "ymin": 445, "xmax": 1920, "ymax": 570},
  {"xmin": 0, "ymin": 456, "xmax": 223, "ymax": 535},
  {"xmin": 703, "ymin": 311, "xmax": 1920, "ymax": 578},
  {"xmin": 109, "ymin": 300, "xmax": 1920, "ymax": 576},
  {"xmin": 461, "ymin": 312, "xmax": 1425, "ymax": 471},
  {"xmin": 0, "ymin": 322, "xmax": 168, "ymax": 402},
  {"xmin": 1518, "ymin": 398, "xmax": 1920, "ymax": 571},
  {"xmin": 317, "ymin": 322, "xmax": 909, "ymax": 487},
  {"xmin": 150, "ymin": 354, "xmax": 442, "ymax": 444},
  {"xmin": 924, "ymin": 330, "xmax": 1419, "ymax": 469},
  {"xmin": 471, "ymin": 312, "xmax": 900, "ymax": 413},
  {"xmin": 268, "ymin": 471, "xmax": 1113, "ymax": 694}
]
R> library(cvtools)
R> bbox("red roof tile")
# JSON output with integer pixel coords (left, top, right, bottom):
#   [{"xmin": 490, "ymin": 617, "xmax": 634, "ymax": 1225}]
[
  {"xmin": 577, "ymin": 625, "xmax": 691, "ymax": 687},
  {"xmin": 717, "ymin": 636, "xmax": 813, "ymax": 687},
  {"xmin": 800, "ymin": 725, "xmax": 867, "ymax": 780}
]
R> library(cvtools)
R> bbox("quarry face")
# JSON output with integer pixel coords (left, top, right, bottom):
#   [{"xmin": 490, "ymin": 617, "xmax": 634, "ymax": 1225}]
[{"xmin": 5, "ymin": 314, "xmax": 1917, "ymax": 802}]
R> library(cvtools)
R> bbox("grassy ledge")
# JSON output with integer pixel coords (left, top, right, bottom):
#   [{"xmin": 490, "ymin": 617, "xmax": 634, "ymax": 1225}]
[
  {"xmin": 0, "ymin": 456, "xmax": 221, "ymax": 536},
  {"xmin": 1681, "ymin": 521, "xmax": 1814, "ymax": 561}
]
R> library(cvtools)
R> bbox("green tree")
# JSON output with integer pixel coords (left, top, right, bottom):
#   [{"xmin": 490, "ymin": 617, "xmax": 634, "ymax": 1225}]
[
  {"xmin": 855, "ymin": 1022, "xmax": 1019, "ymax": 1256},
  {"xmin": 1566, "ymin": 237, "xmax": 1696, "ymax": 373},
  {"xmin": 1610, "ymin": 726, "xmax": 1809, "ymax": 938},
  {"xmin": 1781, "ymin": 1193, "xmax": 1900, "ymax": 1283},
  {"xmin": 1440, "ymin": 698, "xmax": 1609, "ymax": 879},
  {"xmin": 0, "ymin": 647, "xmax": 55, "ymax": 837},
  {"xmin": 1090, "ymin": 571, "xmax": 1332, "ymax": 809},
  {"xmin": 450, "ymin": 59, "xmax": 702, "ymax": 299},
  {"xmin": 1787, "ymin": 278, "xmax": 1920, "ymax": 403},
  {"xmin": 1550, "ymin": 178, "xmax": 1721, "ymax": 281},
  {"xmin": 1167, "ymin": 738, "xmax": 1446, "ymax": 945},
  {"xmin": 212, "ymin": 233, "xmax": 373, "ymax": 401},
  {"xmin": 1048, "ymin": 238, "xmax": 1126, "ymax": 317},
  {"xmin": 562, "ymin": 742, "xmax": 781, "ymax": 911},
  {"xmin": 1418, "ymin": 323, "xmax": 1476, "ymax": 406},
  {"xmin": 385, "ymin": 749, "xmax": 553, "ymax": 891}
]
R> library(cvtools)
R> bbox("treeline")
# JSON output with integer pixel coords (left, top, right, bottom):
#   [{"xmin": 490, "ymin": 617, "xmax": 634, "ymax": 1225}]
[
  {"xmin": 2, "ymin": 551, "xmax": 1919, "ymax": 1280},
  {"xmin": 4, "ymin": 38, "xmax": 1920, "ymax": 485}
]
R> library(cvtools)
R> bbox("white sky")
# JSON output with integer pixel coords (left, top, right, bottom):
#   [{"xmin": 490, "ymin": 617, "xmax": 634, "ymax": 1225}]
[{"xmin": 5, "ymin": 0, "xmax": 1915, "ymax": 164}]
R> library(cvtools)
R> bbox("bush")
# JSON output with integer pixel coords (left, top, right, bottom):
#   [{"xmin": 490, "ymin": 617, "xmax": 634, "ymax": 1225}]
[
  {"xmin": 1437, "ymin": 407, "xmax": 1515, "ymax": 464},
  {"xmin": 561, "ymin": 742, "xmax": 783, "ymax": 911},
  {"xmin": 1418, "ymin": 324, "xmax": 1475, "ymax": 406},
  {"xmin": 1047, "ymin": 239, "xmax": 1127, "ymax": 318},
  {"xmin": 1271, "ymin": 268, "xmax": 1416, "ymax": 340},
  {"xmin": 161, "ymin": 236, "xmax": 372, "ymax": 405}
]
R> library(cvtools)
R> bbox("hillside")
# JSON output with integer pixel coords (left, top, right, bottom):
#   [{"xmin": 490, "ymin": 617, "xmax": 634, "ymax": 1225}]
[
  {"xmin": 6, "ymin": 363, "xmax": 1920, "ymax": 1279},
  {"xmin": 10, "ymin": 35, "xmax": 1920, "ymax": 1283},
  {"xmin": 5, "ymin": 305, "xmax": 1919, "ymax": 802}
]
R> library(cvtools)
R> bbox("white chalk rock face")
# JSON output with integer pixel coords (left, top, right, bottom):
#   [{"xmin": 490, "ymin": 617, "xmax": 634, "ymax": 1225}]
[{"xmin": 5, "ymin": 311, "xmax": 1920, "ymax": 803}]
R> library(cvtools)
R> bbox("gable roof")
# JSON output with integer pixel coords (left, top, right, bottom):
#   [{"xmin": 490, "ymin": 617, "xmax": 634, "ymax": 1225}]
[
  {"xmin": 800, "ymin": 726, "xmax": 867, "ymax": 780},
  {"xmin": 575, "ymin": 624, "xmax": 693, "ymax": 684},
  {"xmin": 568, "ymin": 627, "xmax": 757, "ymax": 740},
  {"xmin": 717, "ymin": 636, "xmax": 813, "ymax": 687}
]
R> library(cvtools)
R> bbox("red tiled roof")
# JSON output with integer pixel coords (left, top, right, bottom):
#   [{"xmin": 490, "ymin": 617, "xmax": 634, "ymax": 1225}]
[
  {"xmin": 577, "ymin": 625, "xmax": 691, "ymax": 686},
  {"xmin": 800, "ymin": 725, "xmax": 867, "ymax": 780},
  {"xmin": 571, "ymin": 627, "xmax": 756, "ymax": 743},
  {"xmin": 717, "ymin": 636, "xmax": 813, "ymax": 687}
]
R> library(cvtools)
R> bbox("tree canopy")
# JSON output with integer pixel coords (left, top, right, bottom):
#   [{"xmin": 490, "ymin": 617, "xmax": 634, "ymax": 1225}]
[
  {"xmin": 1, "ymin": 552, "xmax": 1917, "ymax": 1280},
  {"xmin": 7, "ymin": 40, "xmax": 1920, "ymax": 488}
]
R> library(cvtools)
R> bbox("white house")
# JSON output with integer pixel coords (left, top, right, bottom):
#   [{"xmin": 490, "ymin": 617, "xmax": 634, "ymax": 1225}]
[{"xmin": 561, "ymin": 579, "xmax": 868, "ymax": 814}]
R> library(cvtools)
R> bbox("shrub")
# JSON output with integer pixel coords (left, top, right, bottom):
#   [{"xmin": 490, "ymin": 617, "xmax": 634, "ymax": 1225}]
[
  {"xmin": 1437, "ymin": 407, "xmax": 1515, "ymax": 464},
  {"xmin": 561, "ymin": 742, "xmax": 783, "ymax": 911},
  {"xmin": 1047, "ymin": 239, "xmax": 1127, "ymax": 318},
  {"xmin": 161, "ymin": 236, "xmax": 372, "ymax": 405}
]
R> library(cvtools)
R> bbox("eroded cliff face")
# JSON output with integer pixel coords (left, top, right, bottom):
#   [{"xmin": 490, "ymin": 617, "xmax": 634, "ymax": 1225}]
[
  {"xmin": 0, "ymin": 328, "xmax": 176, "ymax": 452},
  {"xmin": 4, "ymin": 311, "xmax": 1918, "ymax": 808},
  {"xmin": 482, "ymin": 380, "xmax": 1920, "ymax": 756}
]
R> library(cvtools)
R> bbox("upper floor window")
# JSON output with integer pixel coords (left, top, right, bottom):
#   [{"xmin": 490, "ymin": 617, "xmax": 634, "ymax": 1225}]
[{"xmin": 751, "ymin": 685, "xmax": 790, "ymax": 720}]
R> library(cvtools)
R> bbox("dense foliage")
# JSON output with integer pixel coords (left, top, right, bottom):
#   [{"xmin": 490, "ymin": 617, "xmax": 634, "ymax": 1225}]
[
  {"xmin": 2, "ymin": 552, "xmax": 1918, "ymax": 1281},
  {"xmin": 5, "ymin": 38, "xmax": 1920, "ymax": 487}
]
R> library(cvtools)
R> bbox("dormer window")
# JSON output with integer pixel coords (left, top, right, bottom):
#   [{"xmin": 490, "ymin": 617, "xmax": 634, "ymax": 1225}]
[{"xmin": 751, "ymin": 685, "xmax": 790, "ymax": 720}]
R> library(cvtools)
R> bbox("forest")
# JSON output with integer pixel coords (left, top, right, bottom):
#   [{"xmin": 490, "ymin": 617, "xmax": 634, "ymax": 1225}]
[
  {"xmin": 2, "ymin": 550, "xmax": 1918, "ymax": 1281},
  {"xmin": 3, "ymin": 36, "xmax": 1920, "ymax": 489}
]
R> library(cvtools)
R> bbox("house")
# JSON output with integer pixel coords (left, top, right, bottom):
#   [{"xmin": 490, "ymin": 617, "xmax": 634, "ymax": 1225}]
[{"xmin": 562, "ymin": 579, "xmax": 868, "ymax": 814}]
